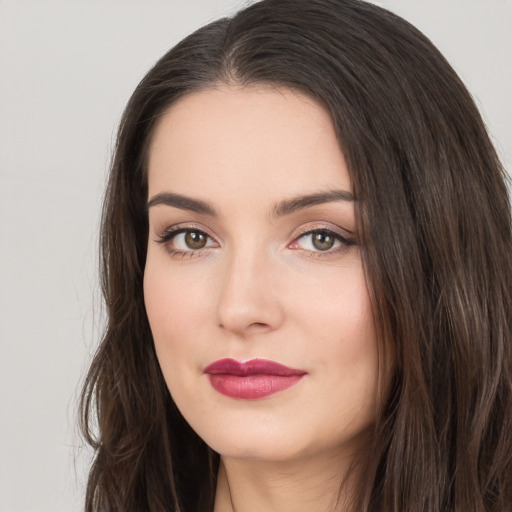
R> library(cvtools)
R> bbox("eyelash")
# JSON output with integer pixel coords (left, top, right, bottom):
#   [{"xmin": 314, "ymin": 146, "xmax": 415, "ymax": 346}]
[
  {"xmin": 155, "ymin": 225, "xmax": 216, "ymax": 260},
  {"xmin": 290, "ymin": 227, "xmax": 356, "ymax": 257},
  {"xmin": 155, "ymin": 224, "xmax": 357, "ymax": 260}
]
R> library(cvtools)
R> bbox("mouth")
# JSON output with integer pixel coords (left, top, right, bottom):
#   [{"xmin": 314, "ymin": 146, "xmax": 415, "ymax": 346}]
[{"xmin": 203, "ymin": 358, "xmax": 307, "ymax": 400}]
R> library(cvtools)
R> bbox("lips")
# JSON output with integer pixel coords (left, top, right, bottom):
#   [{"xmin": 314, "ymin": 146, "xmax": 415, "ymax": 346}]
[{"xmin": 204, "ymin": 358, "xmax": 307, "ymax": 399}]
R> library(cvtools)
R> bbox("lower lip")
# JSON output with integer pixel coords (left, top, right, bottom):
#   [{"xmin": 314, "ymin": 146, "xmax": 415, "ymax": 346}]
[{"xmin": 207, "ymin": 374, "xmax": 305, "ymax": 399}]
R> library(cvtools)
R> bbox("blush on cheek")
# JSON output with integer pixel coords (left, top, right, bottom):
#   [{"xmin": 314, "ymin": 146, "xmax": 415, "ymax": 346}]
[{"xmin": 144, "ymin": 262, "xmax": 184, "ymax": 326}]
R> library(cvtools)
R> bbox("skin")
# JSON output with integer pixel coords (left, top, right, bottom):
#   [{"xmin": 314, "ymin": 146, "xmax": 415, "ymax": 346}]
[{"xmin": 144, "ymin": 85, "xmax": 380, "ymax": 512}]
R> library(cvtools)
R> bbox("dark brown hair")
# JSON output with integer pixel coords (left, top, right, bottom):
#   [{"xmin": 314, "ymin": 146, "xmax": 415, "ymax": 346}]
[{"xmin": 80, "ymin": 0, "xmax": 512, "ymax": 510}]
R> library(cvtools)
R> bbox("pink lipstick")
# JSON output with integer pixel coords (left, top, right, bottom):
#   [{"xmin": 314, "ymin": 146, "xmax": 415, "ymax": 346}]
[{"xmin": 204, "ymin": 358, "xmax": 307, "ymax": 399}]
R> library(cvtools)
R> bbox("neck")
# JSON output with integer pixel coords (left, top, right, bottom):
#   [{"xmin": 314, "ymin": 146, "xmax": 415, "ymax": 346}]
[{"xmin": 213, "ymin": 449, "xmax": 361, "ymax": 512}]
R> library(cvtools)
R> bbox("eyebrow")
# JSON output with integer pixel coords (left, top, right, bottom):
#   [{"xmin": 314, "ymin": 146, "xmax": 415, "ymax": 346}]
[
  {"xmin": 272, "ymin": 190, "xmax": 354, "ymax": 217},
  {"xmin": 147, "ymin": 192, "xmax": 216, "ymax": 216},
  {"xmin": 146, "ymin": 189, "xmax": 354, "ymax": 217}
]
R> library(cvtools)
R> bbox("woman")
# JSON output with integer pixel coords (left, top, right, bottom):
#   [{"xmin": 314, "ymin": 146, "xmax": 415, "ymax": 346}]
[{"xmin": 80, "ymin": 0, "xmax": 512, "ymax": 510}]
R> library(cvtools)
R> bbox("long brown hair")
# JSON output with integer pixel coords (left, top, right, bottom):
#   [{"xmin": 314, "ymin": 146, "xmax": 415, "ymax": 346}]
[{"xmin": 80, "ymin": 0, "xmax": 512, "ymax": 510}]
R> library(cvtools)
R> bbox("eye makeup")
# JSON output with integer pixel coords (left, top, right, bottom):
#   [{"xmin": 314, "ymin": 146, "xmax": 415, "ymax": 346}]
[
  {"xmin": 153, "ymin": 220, "xmax": 358, "ymax": 261},
  {"xmin": 288, "ymin": 222, "xmax": 357, "ymax": 258},
  {"xmin": 155, "ymin": 223, "xmax": 218, "ymax": 259}
]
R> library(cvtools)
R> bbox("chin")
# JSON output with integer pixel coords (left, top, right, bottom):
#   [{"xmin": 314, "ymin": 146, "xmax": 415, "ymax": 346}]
[
  {"xmin": 188, "ymin": 413, "xmax": 349, "ymax": 465},
  {"xmin": 207, "ymin": 432, "xmax": 308, "ymax": 462},
  {"xmin": 182, "ymin": 408, "xmax": 305, "ymax": 461}
]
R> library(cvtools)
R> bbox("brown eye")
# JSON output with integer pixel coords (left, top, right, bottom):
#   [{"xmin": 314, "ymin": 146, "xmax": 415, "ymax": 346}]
[
  {"xmin": 156, "ymin": 227, "xmax": 216, "ymax": 254},
  {"xmin": 185, "ymin": 230, "xmax": 207, "ymax": 249},
  {"xmin": 291, "ymin": 228, "xmax": 351, "ymax": 254},
  {"xmin": 311, "ymin": 232, "xmax": 335, "ymax": 251}
]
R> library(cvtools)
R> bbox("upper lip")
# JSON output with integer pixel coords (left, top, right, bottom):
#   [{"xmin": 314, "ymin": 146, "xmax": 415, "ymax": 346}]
[{"xmin": 204, "ymin": 358, "xmax": 307, "ymax": 376}]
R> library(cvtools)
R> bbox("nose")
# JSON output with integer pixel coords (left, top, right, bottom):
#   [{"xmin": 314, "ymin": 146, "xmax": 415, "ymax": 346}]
[{"xmin": 216, "ymin": 246, "xmax": 284, "ymax": 337}]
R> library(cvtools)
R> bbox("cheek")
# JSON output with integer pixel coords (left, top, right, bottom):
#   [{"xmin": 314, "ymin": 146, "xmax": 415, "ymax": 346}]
[
  {"xmin": 292, "ymin": 263, "xmax": 375, "ymax": 351},
  {"xmin": 293, "ymin": 265, "xmax": 379, "ymax": 403},
  {"xmin": 143, "ymin": 260, "xmax": 212, "ymax": 424},
  {"xmin": 143, "ymin": 260, "xmax": 209, "ymax": 368}
]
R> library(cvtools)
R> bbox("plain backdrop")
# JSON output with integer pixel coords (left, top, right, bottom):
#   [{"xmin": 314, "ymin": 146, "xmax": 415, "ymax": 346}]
[{"xmin": 0, "ymin": 1, "xmax": 510, "ymax": 511}]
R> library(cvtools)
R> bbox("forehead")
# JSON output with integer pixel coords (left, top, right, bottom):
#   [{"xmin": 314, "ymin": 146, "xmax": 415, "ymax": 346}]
[{"xmin": 147, "ymin": 86, "xmax": 351, "ymax": 205}]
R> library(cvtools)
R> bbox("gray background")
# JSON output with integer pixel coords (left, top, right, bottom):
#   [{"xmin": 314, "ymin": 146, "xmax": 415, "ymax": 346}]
[{"xmin": 1, "ymin": 1, "xmax": 510, "ymax": 511}]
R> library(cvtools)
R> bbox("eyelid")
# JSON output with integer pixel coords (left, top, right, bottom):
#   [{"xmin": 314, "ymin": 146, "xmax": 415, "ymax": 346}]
[
  {"xmin": 154, "ymin": 223, "xmax": 220, "ymax": 257},
  {"xmin": 153, "ymin": 221, "xmax": 356, "ymax": 258},
  {"xmin": 289, "ymin": 222, "xmax": 355, "ymax": 243},
  {"xmin": 155, "ymin": 222, "xmax": 217, "ymax": 241},
  {"xmin": 287, "ymin": 222, "xmax": 358, "ymax": 255}
]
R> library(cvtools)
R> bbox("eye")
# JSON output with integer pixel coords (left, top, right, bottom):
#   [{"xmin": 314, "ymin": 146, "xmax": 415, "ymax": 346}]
[
  {"xmin": 289, "ymin": 227, "xmax": 355, "ymax": 255},
  {"xmin": 299, "ymin": 231, "xmax": 339, "ymax": 251},
  {"xmin": 295, "ymin": 230, "xmax": 341, "ymax": 252},
  {"xmin": 156, "ymin": 227, "xmax": 217, "ymax": 255},
  {"xmin": 175, "ymin": 230, "xmax": 210, "ymax": 250}
]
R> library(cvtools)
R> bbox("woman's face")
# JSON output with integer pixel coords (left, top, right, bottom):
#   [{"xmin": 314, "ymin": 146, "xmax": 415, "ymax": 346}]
[{"xmin": 144, "ymin": 86, "xmax": 380, "ymax": 463}]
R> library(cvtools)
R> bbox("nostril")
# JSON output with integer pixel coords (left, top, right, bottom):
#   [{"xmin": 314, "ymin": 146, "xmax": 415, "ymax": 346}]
[{"xmin": 218, "ymin": 321, "xmax": 269, "ymax": 330}]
